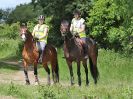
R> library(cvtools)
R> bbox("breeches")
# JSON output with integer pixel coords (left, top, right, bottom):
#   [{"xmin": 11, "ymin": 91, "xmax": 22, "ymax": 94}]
[
  {"xmin": 36, "ymin": 41, "xmax": 46, "ymax": 51},
  {"xmin": 81, "ymin": 37, "xmax": 86, "ymax": 43}
]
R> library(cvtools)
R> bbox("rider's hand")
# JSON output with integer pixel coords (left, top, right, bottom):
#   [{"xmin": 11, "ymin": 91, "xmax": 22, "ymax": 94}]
[
  {"xmin": 75, "ymin": 32, "xmax": 80, "ymax": 38},
  {"xmin": 34, "ymin": 37, "xmax": 39, "ymax": 41}
]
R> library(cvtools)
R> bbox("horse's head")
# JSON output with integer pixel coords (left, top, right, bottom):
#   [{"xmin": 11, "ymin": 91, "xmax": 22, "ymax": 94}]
[
  {"xmin": 60, "ymin": 20, "xmax": 70, "ymax": 36},
  {"xmin": 20, "ymin": 24, "xmax": 32, "ymax": 42},
  {"xmin": 60, "ymin": 20, "xmax": 73, "ymax": 40}
]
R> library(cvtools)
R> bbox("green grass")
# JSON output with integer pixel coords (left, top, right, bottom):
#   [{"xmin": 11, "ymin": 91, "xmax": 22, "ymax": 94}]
[
  {"xmin": 0, "ymin": 38, "xmax": 133, "ymax": 99},
  {"xmin": 0, "ymin": 38, "xmax": 20, "ymax": 74},
  {"xmin": 0, "ymin": 38, "xmax": 21, "ymax": 60},
  {"xmin": 0, "ymin": 82, "xmax": 132, "ymax": 99},
  {"xmin": 39, "ymin": 49, "xmax": 133, "ymax": 84}
]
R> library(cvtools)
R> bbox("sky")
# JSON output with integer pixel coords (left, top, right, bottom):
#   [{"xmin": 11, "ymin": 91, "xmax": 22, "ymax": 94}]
[{"xmin": 0, "ymin": 0, "xmax": 31, "ymax": 9}]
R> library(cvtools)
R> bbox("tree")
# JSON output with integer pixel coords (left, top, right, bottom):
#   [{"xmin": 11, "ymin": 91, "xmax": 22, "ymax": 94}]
[
  {"xmin": 0, "ymin": 8, "xmax": 12, "ymax": 23},
  {"xmin": 32, "ymin": 0, "xmax": 92, "ymax": 46},
  {"xmin": 87, "ymin": 0, "xmax": 133, "ymax": 53},
  {"xmin": 6, "ymin": 3, "xmax": 43, "ymax": 24},
  {"xmin": 0, "ymin": 9, "xmax": 3, "ymax": 20}
]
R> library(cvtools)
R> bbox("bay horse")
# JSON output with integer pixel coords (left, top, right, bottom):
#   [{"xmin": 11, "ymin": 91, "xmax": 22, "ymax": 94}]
[
  {"xmin": 20, "ymin": 25, "xmax": 59, "ymax": 85},
  {"xmin": 60, "ymin": 20, "xmax": 99, "ymax": 86}
]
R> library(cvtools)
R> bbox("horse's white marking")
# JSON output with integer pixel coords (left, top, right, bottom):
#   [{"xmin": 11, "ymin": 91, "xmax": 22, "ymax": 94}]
[
  {"xmin": 34, "ymin": 82, "xmax": 39, "ymax": 85},
  {"xmin": 21, "ymin": 34, "xmax": 26, "ymax": 41}
]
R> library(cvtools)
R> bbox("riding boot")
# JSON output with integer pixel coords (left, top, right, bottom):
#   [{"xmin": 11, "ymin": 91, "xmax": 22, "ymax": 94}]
[{"xmin": 38, "ymin": 50, "xmax": 42, "ymax": 63}]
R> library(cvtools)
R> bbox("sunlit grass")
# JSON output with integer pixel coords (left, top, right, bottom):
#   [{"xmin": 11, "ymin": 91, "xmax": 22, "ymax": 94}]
[{"xmin": 0, "ymin": 37, "xmax": 133, "ymax": 99}]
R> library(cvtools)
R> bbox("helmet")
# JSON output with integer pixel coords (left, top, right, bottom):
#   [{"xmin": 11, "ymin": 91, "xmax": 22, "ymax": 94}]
[
  {"xmin": 38, "ymin": 15, "xmax": 45, "ymax": 20},
  {"xmin": 20, "ymin": 22, "xmax": 27, "ymax": 27},
  {"xmin": 73, "ymin": 9, "xmax": 81, "ymax": 15}
]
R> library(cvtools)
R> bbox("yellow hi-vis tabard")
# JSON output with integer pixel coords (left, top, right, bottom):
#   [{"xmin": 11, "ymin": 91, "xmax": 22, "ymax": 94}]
[
  {"xmin": 33, "ymin": 24, "xmax": 48, "ymax": 43},
  {"xmin": 72, "ymin": 18, "xmax": 86, "ymax": 38}
]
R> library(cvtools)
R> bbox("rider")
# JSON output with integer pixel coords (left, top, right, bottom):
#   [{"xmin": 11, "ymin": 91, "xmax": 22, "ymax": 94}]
[
  {"xmin": 32, "ymin": 15, "xmax": 49, "ymax": 62},
  {"xmin": 70, "ymin": 9, "xmax": 88, "ymax": 58}
]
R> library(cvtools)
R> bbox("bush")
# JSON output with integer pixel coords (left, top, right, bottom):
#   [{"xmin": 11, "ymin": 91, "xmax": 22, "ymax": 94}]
[{"xmin": 87, "ymin": 0, "xmax": 133, "ymax": 53}]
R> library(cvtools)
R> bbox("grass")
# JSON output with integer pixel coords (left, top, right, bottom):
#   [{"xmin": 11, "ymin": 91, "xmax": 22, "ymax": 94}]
[
  {"xmin": 0, "ymin": 38, "xmax": 133, "ymax": 99},
  {"xmin": 0, "ymin": 82, "xmax": 132, "ymax": 99},
  {"xmin": 0, "ymin": 38, "xmax": 21, "ymax": 60}
]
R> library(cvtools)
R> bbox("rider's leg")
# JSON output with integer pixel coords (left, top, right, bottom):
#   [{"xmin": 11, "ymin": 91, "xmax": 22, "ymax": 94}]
[
  {"xmin": 81, "ymin": 37, "xmax": 88, "ymax": 58},
  {"xmin": 39, "ymin": 41, "xmax": 46, "ymax": 62},
  {"xmin": 36, "ymin": 42, "xmax": 42, "ymax": 59}
]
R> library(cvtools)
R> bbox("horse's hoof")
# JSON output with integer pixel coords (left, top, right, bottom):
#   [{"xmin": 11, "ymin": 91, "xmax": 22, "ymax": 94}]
[
  {"xmin": 78, "ymin": 82, "xmax": 81, "ymax": 86},
  {"xmin": 94, "ymin": 80, "xmax": 97, "ymax": 84},
  {"xmin": 25, "ymin": 82, "xmax": 30, "ymax": 85},
  {"xmin": 71, "ymin": 82, "xmax": 74, "ymax": 86},
  {"xmin": 86, "ymin": 81, "xmax": 89, "ymax": 86},
  {"xmin": 47, "ymin": 82, "xmax": 51, "ymax": 86},
  {"xmin": 35, "ymin": 82, "xmax": 39, "ymax": 85},
  {"xmin": 86, "ymin": 83, "xmax": 89, "ymax": 86}
]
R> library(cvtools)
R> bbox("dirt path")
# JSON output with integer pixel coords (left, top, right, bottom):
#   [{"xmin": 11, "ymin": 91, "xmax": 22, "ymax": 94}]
[
  {"xmin": 0, "ymin": 61, "xmax": 49, "ymax": 85},
  {"xmin": 0, "ymin": 61, "xmax": 70, "ymax": 86},
  {"xmin": 0, "ymin": 96, "xmax": 16, "ymax": 99}
]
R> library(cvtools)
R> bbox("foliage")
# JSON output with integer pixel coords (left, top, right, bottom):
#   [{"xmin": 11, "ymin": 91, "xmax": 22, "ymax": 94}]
[
  {"xmin": 6, "ymin": 4, "xmax": 43, "ymax": 24},
  {"xmin": 0, "ymin": 22, "xmax": 21, "ymax": 59},
  {"xmin": 0, "ymin": 22, "xmax": 19, "ymax": 39},
  {"xmin": 32, "ymin": 0, "xmax": 92, "ymax": 47},
  {"xmin": 0, "ymin": 8, "xmax": 13, "ymax": 23},
  {"xmin": 87, "ymin": 0, "xmax": 133, "ymax": 53},
  {"xmin": 0, "ymin": 9, "xmax": 3, "ymax": 20}
]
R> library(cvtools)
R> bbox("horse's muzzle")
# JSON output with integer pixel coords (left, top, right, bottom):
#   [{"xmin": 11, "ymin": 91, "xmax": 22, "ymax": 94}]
[{"xmin": 21, "ymin": 34, "xmax": 26, "ymax": 41}]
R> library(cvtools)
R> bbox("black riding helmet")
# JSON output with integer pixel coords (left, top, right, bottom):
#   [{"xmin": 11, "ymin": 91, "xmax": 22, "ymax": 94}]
[
  {"xmin": 38, "ymin": 15, "xmax": 45, "ymax": 20},
  {"xmin": 73, "ymin": 9, "xmax": 81, "ymax": 15}
]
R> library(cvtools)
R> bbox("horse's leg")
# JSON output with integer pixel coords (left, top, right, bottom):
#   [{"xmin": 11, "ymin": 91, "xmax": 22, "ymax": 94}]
[
  {"xmin": 34, "ymin": 62, "xmax": 39, "ymax": 85},
  {"xmin": 55, "ymin": 65, "xmax": 59, "ymax": 83},
  {"xmin": 77, "ymin": 61, "xmax": 81, "ymax": 86},
  {"xmin": 43, "ymin": 63, "xmax": 50, "ymax": 85},
  {"xmin": 23, "ymin": 60, "xmax": 30, "ymax": 85},
  {"xmin": 52, "ymin": 69, "xmax": 55, "ymax": 83},
  {"xmin": 54, "ymin": 60, "xmax": 59, "ymax": 83},
  {"xmin": 82, "ymin": 60, "xmax": 89, "ymax": 86},
  {"xmin": 67, "ymin": 60, "xmax": 74, "ymax": 85},
  {"xmin": 51, "ymin": 60, "xmax": 57, "ymax": 83}
]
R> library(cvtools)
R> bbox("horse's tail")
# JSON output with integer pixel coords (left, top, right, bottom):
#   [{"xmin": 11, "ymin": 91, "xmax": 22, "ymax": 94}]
[
  {"xmin": 86, "ymin": 37, "xmax": 99, "ymax": 84},
  {"xmin": 89, "ymin": 56, "xmax": 99, "ymax": 84}
]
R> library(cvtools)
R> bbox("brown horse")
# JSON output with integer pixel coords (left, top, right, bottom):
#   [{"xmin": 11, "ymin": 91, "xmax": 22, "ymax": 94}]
[
  {"xmin": 60, "ymin": 20, "xmax": 99, "ymax": 86},
  {"xmin": 20, "ymin": 25, "xmax": 59, "ymax": 85}
]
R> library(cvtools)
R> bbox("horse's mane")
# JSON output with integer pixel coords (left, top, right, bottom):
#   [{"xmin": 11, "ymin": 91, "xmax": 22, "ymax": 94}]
[{"xmin": 26, "ymin": 30, "xmax": 33, "ymax": 38}]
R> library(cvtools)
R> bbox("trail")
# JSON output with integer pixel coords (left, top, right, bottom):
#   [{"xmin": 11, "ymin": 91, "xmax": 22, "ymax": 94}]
[
  {"xmin": 0, "ymin": 60, "xmax": 71, "ymax": 99},
  {"xmin": 0, "ymin": 61, "xmax": 49, "ymax": 85},
  {"xmin": 0, "ymin": 60, "xmax": 70, "ymax": 86}
]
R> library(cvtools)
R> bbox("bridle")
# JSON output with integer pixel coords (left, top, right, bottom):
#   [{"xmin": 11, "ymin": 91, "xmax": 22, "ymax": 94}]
[{"xmin": 20, "ymin": 27, "xmax": 29, "ymax": 41}]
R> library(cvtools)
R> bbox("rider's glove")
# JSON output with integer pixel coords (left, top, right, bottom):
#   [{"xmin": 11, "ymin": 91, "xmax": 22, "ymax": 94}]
[{"xmin": 34, "ymin": 37, "xmax": 39, "ymax": 41}]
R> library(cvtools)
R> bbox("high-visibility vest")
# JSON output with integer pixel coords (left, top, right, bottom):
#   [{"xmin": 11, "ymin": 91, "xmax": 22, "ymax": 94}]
[
  {"xmin": 71, "ymin": 18, "xmax": 86, "ymax": 38},
  {"xmin": 33, "ymin": 24, "xmax": 49, "ymax": 43}
]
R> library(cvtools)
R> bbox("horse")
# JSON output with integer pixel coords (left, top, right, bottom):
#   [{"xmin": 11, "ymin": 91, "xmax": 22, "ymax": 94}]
[
  {"xmin": 60, "ymin": 20, "xmax": 99, "ymax": 86},
  {"xmin": 20, "ymin": 25, "xmax": 59, "ymax": 85}
]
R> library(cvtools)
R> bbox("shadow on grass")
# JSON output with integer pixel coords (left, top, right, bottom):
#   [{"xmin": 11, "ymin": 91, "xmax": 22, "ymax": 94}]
[
  {"xmin": 0, "ymin": 61, "xmax": 20, "ymax": 71},
  {"xmin": 0, "ymin": 55, "xmax": 21, "ymax": 62}
]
